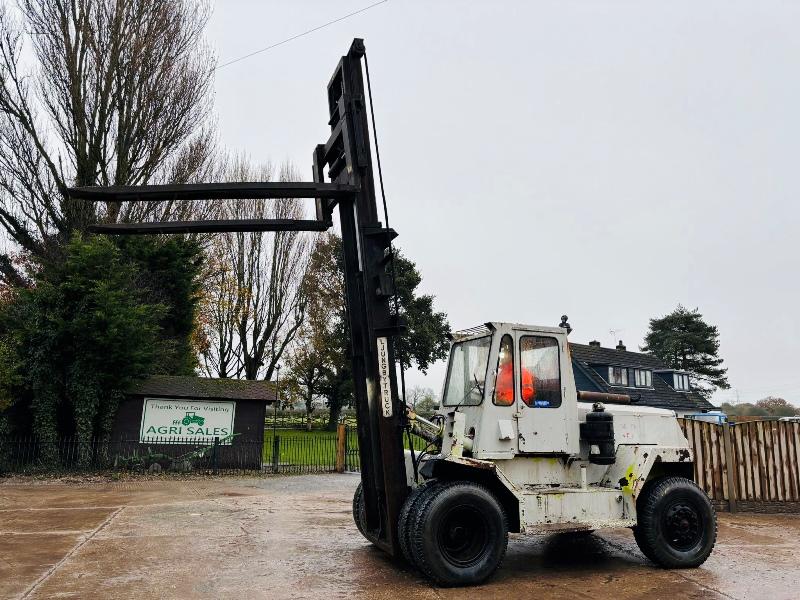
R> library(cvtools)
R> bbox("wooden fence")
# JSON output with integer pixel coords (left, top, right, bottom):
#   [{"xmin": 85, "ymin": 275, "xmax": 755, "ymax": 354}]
[{"xmin": 679, "ymin": 418, "xmax": 800, "ymax": 512}]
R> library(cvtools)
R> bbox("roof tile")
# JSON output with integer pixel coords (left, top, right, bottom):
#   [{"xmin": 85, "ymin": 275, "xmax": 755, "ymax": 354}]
[
  {"xmin": 569, "ymin": 343, "xmax": 714, "ymax": 412},
  {"xmin": 127, "ymin": 375, "xmax": 276, "ymax": 402}
]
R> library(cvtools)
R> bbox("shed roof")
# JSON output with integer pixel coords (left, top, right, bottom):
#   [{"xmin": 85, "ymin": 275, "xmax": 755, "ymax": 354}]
[
  {"xmin": 569, "ymin": 342, "xmax": 714, "ymax": 412},
  {"xmin": 127, "ymin": 375, "xmax": 276, "ymax": 402}
]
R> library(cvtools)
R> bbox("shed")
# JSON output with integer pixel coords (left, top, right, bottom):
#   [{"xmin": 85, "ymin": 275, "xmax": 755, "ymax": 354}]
[{"xmin": 112, "ymin": 376, "xmax": 276, "ymax": 469}]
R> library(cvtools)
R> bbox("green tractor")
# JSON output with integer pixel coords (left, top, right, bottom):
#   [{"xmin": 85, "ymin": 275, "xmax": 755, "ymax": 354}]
[{"xmin": 181, "ymin": 412, "xmax": 205, "ymax": 426}]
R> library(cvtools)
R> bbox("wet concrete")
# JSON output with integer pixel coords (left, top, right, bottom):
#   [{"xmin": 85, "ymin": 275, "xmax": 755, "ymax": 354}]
[{"xmin": 1, "ymin": 474, "xmax": 798, "ymax": 599}]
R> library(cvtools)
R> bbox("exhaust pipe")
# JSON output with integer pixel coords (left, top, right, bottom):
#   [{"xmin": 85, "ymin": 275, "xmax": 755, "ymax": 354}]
[{"xmin": 577, "ymin": 391, "xmax": 631, "ymax": 405}]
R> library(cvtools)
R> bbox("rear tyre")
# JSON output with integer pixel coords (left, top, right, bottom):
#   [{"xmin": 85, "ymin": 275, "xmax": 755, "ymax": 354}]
[
  {"xmin": 632, "ymin": 525, "xmax": 657, "ymax": 562},
  {"xmin": 410, "ymin": 481, "xmax": 508, "ymax": 586},
  {"xmin": 634, "ymin": 476, "xmax": 717, "ymax": 568}
]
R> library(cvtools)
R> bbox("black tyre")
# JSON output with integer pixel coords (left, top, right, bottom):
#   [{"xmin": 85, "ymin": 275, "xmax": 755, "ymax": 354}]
[
  {"xmin": 398, "ymin": 480, "xmax": 440, "ymax": 565},
  {"xmin": 410, "ymin": 481, "xmax": 508, "ymax": 586},
  {"xmin": 632, "ymin": 525, "xmax": 657, "ymax": 562},
  {"xmin": 634, "ymin": 476, "xmax": 717, "ymax": 568},
  {"xmin": 352, "ymin": 481, "xmax": 367, "ymax": 538}
]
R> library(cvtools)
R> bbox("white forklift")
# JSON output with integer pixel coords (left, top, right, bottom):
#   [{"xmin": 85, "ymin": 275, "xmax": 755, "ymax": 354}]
[
  {"xmin": 355, "ymin": 320, "xmax": 717, "ymax": 585},
  {"xmin": 71, "ymin": 39, "xmax": 717, "ymax": 588}
]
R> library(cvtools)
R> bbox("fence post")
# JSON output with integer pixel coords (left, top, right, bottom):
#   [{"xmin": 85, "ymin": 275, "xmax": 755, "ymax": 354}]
[
  {"xmin": 722, "ymin": 421, "xmax": 737, "ymax": 513},
  {"xmin": 344, "ymin": 426, "xmax": 350, "ymax": 472},
  {"xmin": 272, "ymin": 434, "xmax": 280, "ymax": 473},
  {"xmin": 212, "ymin": 436, "xmax": 219, "ymax": 473},
  {"xmin": 336, "ymin": 423, "xmax": 346, "ymax": 473}
]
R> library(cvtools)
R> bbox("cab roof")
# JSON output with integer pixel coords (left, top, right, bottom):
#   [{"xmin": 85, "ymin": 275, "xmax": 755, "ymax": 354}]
[{"xmin": 451, "ymin": 322, "xmax": 568, "ymax": 341}]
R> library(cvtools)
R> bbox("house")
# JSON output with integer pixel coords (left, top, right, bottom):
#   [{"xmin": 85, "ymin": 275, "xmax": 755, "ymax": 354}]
[{"xmin": 569, "ymin": 340, "xmax": 714, "ymax": 416}]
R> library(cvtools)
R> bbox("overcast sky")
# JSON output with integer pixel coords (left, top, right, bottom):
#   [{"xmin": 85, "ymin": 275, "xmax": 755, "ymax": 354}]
[{"xmin": 207, "ymin": 1, "xmax": 800, "ymax": 407}]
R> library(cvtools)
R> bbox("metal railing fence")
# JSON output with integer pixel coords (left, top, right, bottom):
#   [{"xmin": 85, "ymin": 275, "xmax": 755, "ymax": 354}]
[
  {"xmin": 0, "ymin": 433, "xmax": 354, "ymax": 476},
  {"xmin": 0, "ymin": 425, "xmax": 432, "ymax": 477}
]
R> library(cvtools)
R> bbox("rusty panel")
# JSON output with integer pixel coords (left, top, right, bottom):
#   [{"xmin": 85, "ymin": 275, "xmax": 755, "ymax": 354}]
[{"xmin": 680, "ymin": 420, "xmax": 695, "ymax": 486}]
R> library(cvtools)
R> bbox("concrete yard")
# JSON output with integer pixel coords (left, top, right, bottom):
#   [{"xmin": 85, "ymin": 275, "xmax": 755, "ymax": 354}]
[{"xmin": 1, "ymin": 474, "xmax": 798, "ymax": 600}]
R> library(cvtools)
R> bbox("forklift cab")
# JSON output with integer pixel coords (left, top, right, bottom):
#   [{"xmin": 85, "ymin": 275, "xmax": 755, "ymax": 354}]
[{"xmin": 439, "ymin": 322, "xmax": 580, "ymax": 458}]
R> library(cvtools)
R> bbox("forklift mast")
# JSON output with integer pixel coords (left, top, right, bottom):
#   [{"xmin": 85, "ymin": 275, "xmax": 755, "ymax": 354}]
[{"xmin": 67, "ymin": 39, "xmax": 409, "ymax": 555}]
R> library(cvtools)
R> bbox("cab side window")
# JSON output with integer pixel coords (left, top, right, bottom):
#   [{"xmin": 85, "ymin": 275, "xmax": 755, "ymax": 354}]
[
  {"xmin": 519, "ymin": 336, "xmax": 561, "ymax": 408},
  {"xmin": 493, "ymin": 334, "xmax": 515, "ymax": 406}
]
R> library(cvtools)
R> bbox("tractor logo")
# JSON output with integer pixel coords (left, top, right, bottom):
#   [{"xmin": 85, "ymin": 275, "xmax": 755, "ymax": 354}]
[{"xmin": 181, "ymin": 411, "xmax": 205, "ymax": 426}]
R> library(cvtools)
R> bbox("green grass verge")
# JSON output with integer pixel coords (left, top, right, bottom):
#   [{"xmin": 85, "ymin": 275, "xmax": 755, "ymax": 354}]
[{"xmin": 262, "ymin": 428, "xmax": 429, "ymax": 468}]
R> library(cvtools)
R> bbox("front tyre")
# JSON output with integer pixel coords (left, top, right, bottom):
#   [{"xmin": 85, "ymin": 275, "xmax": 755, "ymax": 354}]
[
  {"xmin": 634, "ymin": 476, "xmax": 717, "ymax": 568},
  {"xmin": 352, "ymin": 481, "xmax": 367, "ymax": 538},
  {"xmin": 410, "ymin": 481, "xmax": 508, "ymax": 586},
  {"xmin": 398, "ymin": 480, "xmax": 440, "ymax": 565}
]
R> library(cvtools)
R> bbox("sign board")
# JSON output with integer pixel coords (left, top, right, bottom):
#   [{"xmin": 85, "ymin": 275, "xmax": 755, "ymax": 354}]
[
  {"xmin": 139, "ymin": 398, "xmax": 236, "ymax": 444},
  {"xmin": 377, "ymin": 336, "xmax": 392, "ymax": 417}
]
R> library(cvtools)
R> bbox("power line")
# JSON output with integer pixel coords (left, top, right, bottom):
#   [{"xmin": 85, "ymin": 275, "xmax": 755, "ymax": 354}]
[{"xmin": 216, "ymin": 0, "xmax": 389, "ymax": 70}]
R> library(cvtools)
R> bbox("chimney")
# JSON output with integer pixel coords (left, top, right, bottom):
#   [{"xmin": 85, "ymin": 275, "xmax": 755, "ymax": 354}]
[
  {"xmin": 616, "ymin": 340, "xmax": 626, "ymax": 351},
  {"xmin": 589, "ymin": 340, "xmax": 601, "ymax": 347}
]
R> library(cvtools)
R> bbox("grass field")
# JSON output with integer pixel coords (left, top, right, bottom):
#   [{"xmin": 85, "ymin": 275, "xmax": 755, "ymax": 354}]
[{"xmin": 262, "ymin": 428, "xmax": 429, "ymax": 470}]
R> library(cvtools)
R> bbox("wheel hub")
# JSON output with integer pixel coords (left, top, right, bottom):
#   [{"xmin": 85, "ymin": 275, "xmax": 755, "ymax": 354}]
[
  {"xmin": 437, "ymin": 505, "xmax": 489, "ymax": 567},
  {"xmin": 664, "ymin": 501, "xmax": 702, "ymax": 550}
]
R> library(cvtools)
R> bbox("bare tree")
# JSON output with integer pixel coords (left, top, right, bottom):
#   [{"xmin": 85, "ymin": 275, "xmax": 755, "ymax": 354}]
[
  {"xmin": 196, "ymin": 232, "xmax": 241, "ymax": 378},
  {"xmin": 0, "ymin": 0, "xmax": 215, "ymax": 281},
  {"xmin": 407, "ymin": 386, "xmax": 438, "ymax": 417},
  {"xmin": 199, "ymin": 157, "xmax": 314, "ymax": 381},
  {"xmin": 285, "ymin": 339, "xmax": 327, "ymax": 430}
]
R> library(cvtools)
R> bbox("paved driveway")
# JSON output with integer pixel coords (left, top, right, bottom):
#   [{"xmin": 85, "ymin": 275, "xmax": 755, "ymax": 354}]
[{"xmin": 1, "ymin": 473, "xmax": 798, "ymax": 599}]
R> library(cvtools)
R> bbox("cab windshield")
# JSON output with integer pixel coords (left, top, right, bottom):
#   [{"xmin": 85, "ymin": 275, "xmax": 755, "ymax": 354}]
[{"xmin": 442, "ymin": 336, "xmax": 491, "ymax": 406}]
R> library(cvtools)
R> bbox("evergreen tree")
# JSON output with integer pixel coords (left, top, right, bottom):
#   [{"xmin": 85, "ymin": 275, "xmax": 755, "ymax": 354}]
[
  {"xmin": 115, "ymin": 237, "xmax": 203, "ymax": 375},
  {"xmin": 642, "ymin": 305, "xmax": 729, "ymax": 400},
  {"xmin": 0, "ymin": 235, "xmax": 201, "ymax": 449},
  {"xmin": 392, "ymin": 247, "xmax": 452, "ymax": 373},
  {"xmin": 0, "ymin": 0, "xmax": 211, "ymax": 447}
]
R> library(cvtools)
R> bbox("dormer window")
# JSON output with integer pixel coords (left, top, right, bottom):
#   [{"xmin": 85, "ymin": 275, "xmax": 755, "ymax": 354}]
[
  {"xmin": 633, "ymin": 368, "xmax": 652, "ymax": 387},
  {"xmin": 608, "ymin": 366, "xmax": 628, "ymax": 386},
  {"xmin": 674, "ymin": 373, "xmax": 690, "ymax": 391}
]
